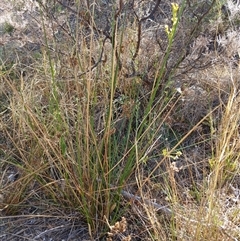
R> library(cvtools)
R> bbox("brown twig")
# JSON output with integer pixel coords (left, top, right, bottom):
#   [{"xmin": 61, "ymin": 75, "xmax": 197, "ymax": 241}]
[{"xmin": 132, "ymin": 0, "xmax": 162, "ymax": 62}]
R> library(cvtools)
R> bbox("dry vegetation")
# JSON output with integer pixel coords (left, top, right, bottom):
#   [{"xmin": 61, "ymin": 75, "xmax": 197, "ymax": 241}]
[{"xmin": 0, "ymin": 0, "xmax": 240, "ymax": 240}]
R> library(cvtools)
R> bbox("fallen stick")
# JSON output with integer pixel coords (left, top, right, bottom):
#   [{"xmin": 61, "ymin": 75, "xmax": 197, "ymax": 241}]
[{"xmin": 112, "ymin": 186, "xmax": 172, "ymax": 216}]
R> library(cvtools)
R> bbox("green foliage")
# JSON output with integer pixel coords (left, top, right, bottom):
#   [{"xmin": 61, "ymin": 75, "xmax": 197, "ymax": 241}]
[{"xmin": 3, "ymin": 22, "xmax": 14, "ymax": 34}]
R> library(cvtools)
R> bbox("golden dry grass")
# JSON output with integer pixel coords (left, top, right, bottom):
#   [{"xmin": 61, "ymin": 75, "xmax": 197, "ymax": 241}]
[{"xmin": 0, "ymin": 0, "xmax": 240, "ymax": 240}]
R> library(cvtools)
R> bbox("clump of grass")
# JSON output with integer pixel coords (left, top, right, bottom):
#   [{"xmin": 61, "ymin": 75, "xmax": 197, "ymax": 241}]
[
  {"xmin": 1, "ymin": 1, "xmax": 141, "ymax": 235},
  {"xmin": 1, "ymin": 0, "xmax": 240, "ymax": 240}
]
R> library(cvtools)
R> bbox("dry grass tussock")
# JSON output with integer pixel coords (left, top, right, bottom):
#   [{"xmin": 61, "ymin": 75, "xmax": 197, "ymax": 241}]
[{"xmin": 0, "ymin": 0, "xmax": 240, "ymax": 240}]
